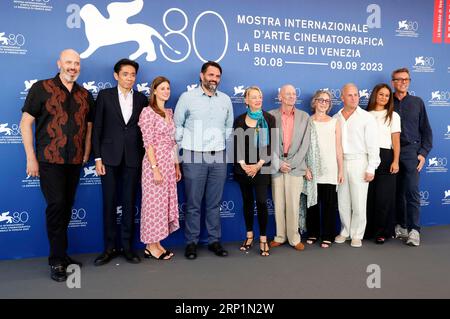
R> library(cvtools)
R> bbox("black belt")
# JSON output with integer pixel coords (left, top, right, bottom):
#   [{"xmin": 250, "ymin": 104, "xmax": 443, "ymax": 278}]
[
  {"xmin": 401, "ymin": 141, "xmax": 419, "ymax": 147},
  {"xmin": 195, "ymin": 150, "xmax": 216, "ymax": 155}
]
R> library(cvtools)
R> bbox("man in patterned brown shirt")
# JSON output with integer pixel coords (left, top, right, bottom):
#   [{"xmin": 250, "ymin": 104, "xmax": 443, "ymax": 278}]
[{"xmin": 20, "ymin": 49, "xmax": 94, "ymax": 282}]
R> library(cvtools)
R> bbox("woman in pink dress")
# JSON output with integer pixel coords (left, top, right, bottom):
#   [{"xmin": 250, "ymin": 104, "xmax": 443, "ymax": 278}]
[{"xmin": 138, "ymin": 76, "xmax": 181, "ymax": 260}]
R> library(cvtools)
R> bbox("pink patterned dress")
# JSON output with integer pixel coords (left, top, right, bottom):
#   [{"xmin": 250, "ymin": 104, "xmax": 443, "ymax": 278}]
[{"xmin": 138, "ymin": 107, "xmax": 179, "ymax": 243}]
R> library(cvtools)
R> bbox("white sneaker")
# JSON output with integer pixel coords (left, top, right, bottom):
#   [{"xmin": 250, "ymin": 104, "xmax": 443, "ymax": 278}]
[
  {"xmin": 334, "ymin": 235, "xmax": 348, "ymax": 244},
  {"xmin": 406, "ymin": 229, "xmax": 420, "ymax": 246},
  {"xmin": 351, "ymin": 239, "xmax": 362, "ymax": 248},
  {"xmin": 395, "ymin": 224, "xmax": 408, "ymax": 239}
]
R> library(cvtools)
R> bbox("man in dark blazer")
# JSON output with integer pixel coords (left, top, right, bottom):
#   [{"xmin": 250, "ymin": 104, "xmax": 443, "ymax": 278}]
[{"xmin": 92, "ymin": 58, "xmax": 148, "ymax": 265}]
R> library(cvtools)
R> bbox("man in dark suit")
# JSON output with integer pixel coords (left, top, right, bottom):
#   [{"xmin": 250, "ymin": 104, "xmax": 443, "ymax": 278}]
[{"xmin": 92, "ymin": 58, "xmax": 148, "ymax": 265}]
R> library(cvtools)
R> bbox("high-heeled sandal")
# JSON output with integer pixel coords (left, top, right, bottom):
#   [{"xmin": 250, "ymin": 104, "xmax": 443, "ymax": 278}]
[
  {"xmin": 165, "ymin": 250, "xmax": 174, "ymax": 257},
  {"xmin": 240, "ymin": 237, "xmax": 254, "ymax": 251},
  {"xmin": 160, "ymin": 248, "xmax": 174, "ymax": 257},
  {"xmin": 260, "ymin": 241, "xmax": 270, "ymax": 256},
  {"xmin": 320, "ymin": 241, "xmax": 332, "ymax": 249},
  {"xmin": 144, "ymin": 249, "xmax": 172, "ymax": 260}
]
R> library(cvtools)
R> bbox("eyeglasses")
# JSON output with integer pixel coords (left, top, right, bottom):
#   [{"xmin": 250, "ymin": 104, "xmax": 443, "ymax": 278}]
[
  {"xmin": 392, "ymin": 78, "xmax": 411, "ymax": 83},
  {"xmin": 315, "ymin": 98, "xmax": 330, "ymax": 104}
]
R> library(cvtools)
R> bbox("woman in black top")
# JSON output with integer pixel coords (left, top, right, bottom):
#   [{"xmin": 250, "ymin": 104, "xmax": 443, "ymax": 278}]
[{"xmin": 233, "ymin": 86, "xmax": 276, "ymax": 256}]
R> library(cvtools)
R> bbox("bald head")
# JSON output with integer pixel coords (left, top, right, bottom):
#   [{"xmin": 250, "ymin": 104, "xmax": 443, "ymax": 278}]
[
  {"xmin": 342, "ymin": 83, "xmax": 358, "ymax": 94},
  {"xmin": 59, "ymin": 49, "xmax": 80, "ymax": 61},
  {"xmin": 341, "ymin": 83, "xmax": 359, "ymax": 110},
  {"xmin": 57, "ymin": 49, "xmax": 81, "ymax": 84},
  {"xmin": 280, "ymin": 84, "xmax": 295, "ymax": 95},
  {"xmin": 278, "ymin": 84, "xmax": 297, "ymax": 108}
]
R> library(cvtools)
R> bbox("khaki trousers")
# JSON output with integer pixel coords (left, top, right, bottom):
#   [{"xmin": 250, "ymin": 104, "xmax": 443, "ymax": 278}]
[{"xmin": 272, "ymin": 174, "xmax": 303, "ymax": 246}]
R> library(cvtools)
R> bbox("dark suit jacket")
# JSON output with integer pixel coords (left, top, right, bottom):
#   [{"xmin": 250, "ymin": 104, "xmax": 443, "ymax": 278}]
[{"xmin": 92, "ymin": 87, "xmax": 148, "ymax": 167}]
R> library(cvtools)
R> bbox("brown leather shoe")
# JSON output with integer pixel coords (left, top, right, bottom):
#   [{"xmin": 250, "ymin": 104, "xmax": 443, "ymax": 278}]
[
  {"xmin": 269, "ymin": 240, "xmax": 283, "ymax": 248},
  {"xmin": 294, "ymin": 243, "xmax": 305, "ymax": 251}
]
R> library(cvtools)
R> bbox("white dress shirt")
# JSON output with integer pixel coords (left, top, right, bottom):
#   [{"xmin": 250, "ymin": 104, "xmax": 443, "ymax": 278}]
[
  {"xmin": 94, "ymin": 87, "xmax": 134, "ymax": 162},
  {"xmin": 333, "ymin": 106, "xmax": 380, "ymax": 174},
  {"xmin": 118, "ymin": 87, "xmax": 133, "ymax": 124}
]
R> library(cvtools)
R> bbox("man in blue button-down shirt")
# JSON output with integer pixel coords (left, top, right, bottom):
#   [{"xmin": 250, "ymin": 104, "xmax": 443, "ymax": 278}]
[
  {"xmin": 391, "ymin": 67, "xmax": 433, "ymax": 247},
  {"xmin": 174, "ymin": 61, "xmax": 234, "ymax": 259}
]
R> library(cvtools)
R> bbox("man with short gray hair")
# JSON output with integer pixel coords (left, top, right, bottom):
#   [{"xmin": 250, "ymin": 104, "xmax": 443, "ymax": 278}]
[{"xmin": 391, "ymin": 67, "xmax": 432, "ymax": 246}]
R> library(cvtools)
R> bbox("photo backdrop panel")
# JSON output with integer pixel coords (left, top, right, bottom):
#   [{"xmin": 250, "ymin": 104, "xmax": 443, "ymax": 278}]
[{"xmin": 0, "ymin": 0, "xmax": 449, "ymax": 259}]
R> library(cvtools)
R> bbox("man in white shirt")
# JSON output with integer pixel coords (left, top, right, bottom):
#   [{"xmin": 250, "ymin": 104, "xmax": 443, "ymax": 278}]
[{"xmin": 333, "ymin": 83, "xmax": 380, "ymax": 247}]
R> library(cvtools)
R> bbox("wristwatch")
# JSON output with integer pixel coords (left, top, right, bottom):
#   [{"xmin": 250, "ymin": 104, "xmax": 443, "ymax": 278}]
[{"xmin": 151, "ymin": 164, "xmax": 158, "ymax": 169}]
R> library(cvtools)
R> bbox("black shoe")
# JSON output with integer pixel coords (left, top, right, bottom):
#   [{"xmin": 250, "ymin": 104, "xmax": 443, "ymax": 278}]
[
  {"xmin": 94, "ymin": 249, "xmax": 119, "ymax": 266},
  {"xmin": 208, "ymin": 242, "xmax": 228, "ymax": 257},
  {"xmin": 184, "ymin": 243, "xmax": 197, "ymax": 260},
  {"xmin": 144, "ymin": 249, "xmax": 172, "ymax": 260},
  {"xmin": 240, "ymin": 237, "xmax": 254, "ymax": 251},
  {"xmin": 123, "ymin": 250, "xmax": 141, "ymax": 264},
  {"xmin": 50, "ymin": 264, "xmax": 67, "ymax": 282},
  {"xmin": 259, "ymin": 241, "xmax": 270, "ymax": 257},
  {"xmin": 64, "ymin": 255, "xmax": 82, "ymax": 268}
]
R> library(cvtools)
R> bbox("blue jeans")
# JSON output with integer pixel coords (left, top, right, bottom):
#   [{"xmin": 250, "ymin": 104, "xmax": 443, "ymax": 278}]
[
  {"xmin": 396, "ymin": 144, "xmax": 421, "ymax": 232},
  {"xmin": 182, "ymin": 151, "xmax": 227, "ymax": 244}
]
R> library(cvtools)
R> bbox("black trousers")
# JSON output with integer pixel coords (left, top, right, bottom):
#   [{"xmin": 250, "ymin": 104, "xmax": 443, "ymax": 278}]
[
  {"xmin": 306, "ymin": 183, "xmax": 338, "ymax": 242},
  {"xmin": 238, "ymin": 182, "xmax": 269, "ymax": 236},
  {"xmin": 101, "ymin": 159, "xmax": 140, "ymax": 252},
  {"xmin": 39, "ymin": 162, "xmax": 81, "ymax": 266},
  {"xmin": 366, "ymin": 148, "xmax": 397, "ymax": 239}
]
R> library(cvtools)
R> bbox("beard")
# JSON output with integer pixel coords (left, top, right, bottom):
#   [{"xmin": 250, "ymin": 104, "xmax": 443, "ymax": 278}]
[
  {"xmin": 60, "ymin": 69, "xmax": 79, "ymax": 83},
  {"xmin": 202, "ymin": 80, "xmax": 218, "ymax": 94}
]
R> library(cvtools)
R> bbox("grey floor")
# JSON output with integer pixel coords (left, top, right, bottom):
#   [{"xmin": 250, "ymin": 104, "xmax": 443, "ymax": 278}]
[{"xmin": 1, "ymin": 225, "xmax": 449, "ymax": 299}]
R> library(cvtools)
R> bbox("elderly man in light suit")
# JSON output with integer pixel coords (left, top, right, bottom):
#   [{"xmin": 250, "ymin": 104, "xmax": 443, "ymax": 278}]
[{"xmin": 269, "ymin": 84, "xmax": 310, "ymax": 251}]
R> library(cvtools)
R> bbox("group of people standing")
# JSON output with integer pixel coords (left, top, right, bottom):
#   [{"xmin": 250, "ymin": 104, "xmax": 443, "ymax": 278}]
[
  {"xmin": 20, "ymin": 49, "xmax": 432, "ymax": 283},
  {"xmin": 301, "ymin": 69, "xmax": 432, "ymax": 250},
  {"xmin": 232, "ymin": 67, "xmax": 432, "ymax": 257}
]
